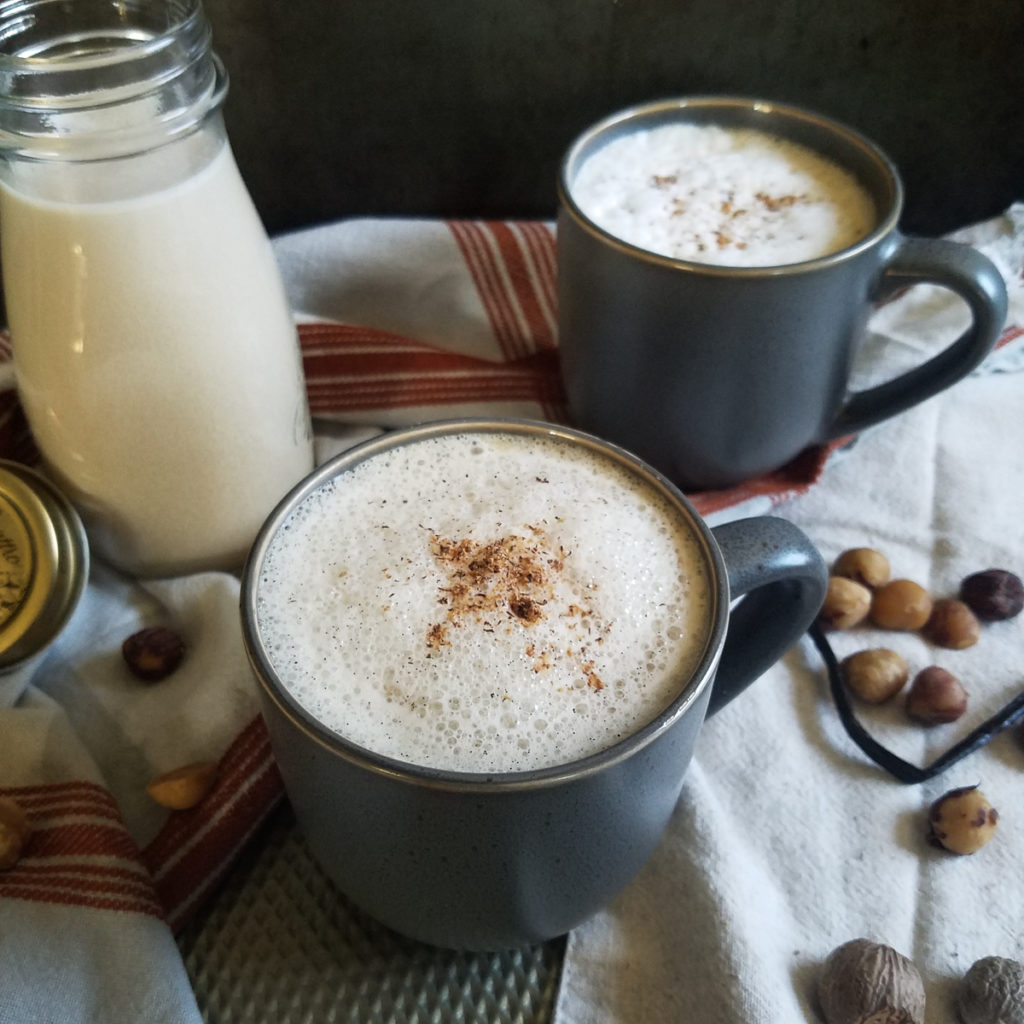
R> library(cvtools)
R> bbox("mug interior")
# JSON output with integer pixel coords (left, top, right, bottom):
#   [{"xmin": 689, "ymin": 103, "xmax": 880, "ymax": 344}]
[
  {"xmin": 240, "ymin": 418, "xmax": 728, "ymax": 791},
  {"xmin": 558, "ymin": 95, "xmax": 903, "ymax": 272}
]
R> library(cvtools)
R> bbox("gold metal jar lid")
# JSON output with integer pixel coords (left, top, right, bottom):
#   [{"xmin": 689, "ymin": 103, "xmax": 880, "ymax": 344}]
[{"xmin": 0, "ymin": 460, "xmax": 88, "ymax": 671}]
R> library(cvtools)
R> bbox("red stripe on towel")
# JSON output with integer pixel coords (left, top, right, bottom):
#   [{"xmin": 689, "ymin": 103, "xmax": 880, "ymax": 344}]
[
  {"xmin": 997, "ymin": 323, "xmax": 1023, "ymax": 347},
  {"xmin": 488, "ymin": 221, "xmax": 558, "ymax": 353},
  {"xmin": 298, "ymin": 323, "xmax": 568, "ymax": 420},
  {"xmin": 519, "ymin": 221, "xmax": 559, "ymax": 330},
  {"xmin": 448, "ymin": 221, "xmax": 559, "ymax": 378},
  {"xmin": 687, "ymin": 441, "xmax": 844, "ymax": 516},
  {"xmin": 449, "ymin": 220, "xmax": 528, "ymax": 361},
  {"xmin": 0, "ymin": 781, "xmax": 163, "ymax": 919},
  {"xmin": 142, "ymin": 716, "xmax": 284, "ymax": 933}
]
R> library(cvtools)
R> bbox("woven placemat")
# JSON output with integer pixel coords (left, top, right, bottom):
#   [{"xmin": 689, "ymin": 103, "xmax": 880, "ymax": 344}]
[{"xmin": 176, "ymin": 802, "xmax": 566, "ymax": 1024}]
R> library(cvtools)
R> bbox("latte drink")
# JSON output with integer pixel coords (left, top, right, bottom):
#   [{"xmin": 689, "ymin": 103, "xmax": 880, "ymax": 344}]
[
  {"xmin": 569, "ymin": 122, "xmax": 876, "ymax": 267},
  {"xmin": 255, "ymin": 429, "xmax": 712, "ymax": 774}
]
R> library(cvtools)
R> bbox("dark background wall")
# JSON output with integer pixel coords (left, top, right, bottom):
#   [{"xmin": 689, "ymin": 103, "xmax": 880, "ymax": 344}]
[{"xmin": 206, "ymin": 0, "xmax": 1024, "ymax": 239}]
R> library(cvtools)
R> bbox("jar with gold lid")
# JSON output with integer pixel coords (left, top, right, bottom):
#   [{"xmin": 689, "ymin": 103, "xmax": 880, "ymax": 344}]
[{"xmin": 0, "ymin": 460, "xmax": 87, "ymax": 672}]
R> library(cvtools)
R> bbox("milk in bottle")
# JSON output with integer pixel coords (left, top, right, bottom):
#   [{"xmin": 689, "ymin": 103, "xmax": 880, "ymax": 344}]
[{"xmin": 0, "ymin": 0, "xmax": 314, "ymax": 576}]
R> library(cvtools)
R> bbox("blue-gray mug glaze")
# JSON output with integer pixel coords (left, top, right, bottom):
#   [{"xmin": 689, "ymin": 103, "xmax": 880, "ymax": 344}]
[
  {"xmin": 557, "ymin": 96, "xmax": 1008, "ymax": 492},
  {"xmin": 241, "ymin": 419, "xmax": 827, "ymax": 950}
]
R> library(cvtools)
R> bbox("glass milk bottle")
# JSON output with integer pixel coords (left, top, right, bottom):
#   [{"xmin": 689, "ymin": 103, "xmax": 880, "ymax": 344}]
[{"xmin": 0, "ymin": 0, "xmax": 314, "ymax": 577}]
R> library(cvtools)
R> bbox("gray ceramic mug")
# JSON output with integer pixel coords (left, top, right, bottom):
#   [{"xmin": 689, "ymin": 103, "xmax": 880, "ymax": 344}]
[
  {"xmin": 240, "ymin": 419, "xmax": 827, "ymax": 950},
  {"xmin": 557, "ymin": 96, "xmax": 1009, "ymax": 491}
]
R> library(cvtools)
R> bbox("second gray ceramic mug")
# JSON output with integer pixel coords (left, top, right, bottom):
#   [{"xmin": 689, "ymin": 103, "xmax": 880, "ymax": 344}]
[{"xmin": 557, "ymin": 96, "xmax": 1008, "ymax": 491}]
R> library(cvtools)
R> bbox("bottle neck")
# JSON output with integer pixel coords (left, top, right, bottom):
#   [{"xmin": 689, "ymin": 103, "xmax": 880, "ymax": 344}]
[{"xmin": 0, "ymin": 0, "xmax": 227, "ymax": 162}]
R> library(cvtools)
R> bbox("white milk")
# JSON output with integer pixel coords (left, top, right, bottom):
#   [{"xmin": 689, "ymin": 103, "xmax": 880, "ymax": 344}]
[
  {"xmin": 571, "ymin": 123, "xmax": 876, "ymax": 266},
  {"xmin": 256, "ymin": 432, "xmax": 712, "ymax": 773},
  {"xmin": 0, "ymin": 142, "xmax": 314, "ymax": 575}
]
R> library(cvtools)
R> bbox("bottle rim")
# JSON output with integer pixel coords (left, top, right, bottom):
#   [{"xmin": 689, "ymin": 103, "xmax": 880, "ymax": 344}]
[{"xmin": 0, "ymin": 0, "xmax": 227, "ymax": 158}]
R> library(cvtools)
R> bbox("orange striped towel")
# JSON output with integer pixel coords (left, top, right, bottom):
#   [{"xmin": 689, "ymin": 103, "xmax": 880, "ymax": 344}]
[{"xmin": 278, "ymin": 219, "xmax": 866, "ymax": 519}]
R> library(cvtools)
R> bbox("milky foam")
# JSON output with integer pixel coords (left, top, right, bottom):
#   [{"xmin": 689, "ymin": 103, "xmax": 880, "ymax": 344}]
[
  {"xmin": 255, "ymin": 432, "xmax": 712, "ymax": 773},
  {"xmin": 570, "ymin": 122, "xmax": 876, "ymax": 267}
]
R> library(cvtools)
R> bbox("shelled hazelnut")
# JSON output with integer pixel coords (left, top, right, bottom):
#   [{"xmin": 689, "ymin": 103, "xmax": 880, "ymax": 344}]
[
  {"xmin": 817, "ymin": 938, "xmax": 925, "ymax": 1024},
  {"xmin": 841, "ymin": 648, "xmax": 910, "ymax": 704},
  {"xmin": 905, "ymin": 667, "xmax": 968, "ymax": 725},
  {"xmin": 927, "ymin": 785, "xmax": 998, "ymax": 855},
  {"xmin": 924, "ymin": 599, "xmax": 981, "ymax": 650},
  {"xmin": 146, "ymin": 761, "xmax": 218, "ymax": 810},
  {"xmin": 870, "ymin": 579, "xmax": 933, "ymax": 631},
  {"xmin": 832, "ymin": 547, "xmax": 892, "ymax": 590},
  {"xmin": 819, "ymin": 576, "xmax": 873, "ymax": 630}
]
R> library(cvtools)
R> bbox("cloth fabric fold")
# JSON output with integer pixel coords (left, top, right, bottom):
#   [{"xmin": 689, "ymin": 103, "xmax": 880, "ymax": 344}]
[{"xmin": 0, "ymin": 205, "xmax": 1022, "ymax": 1023}]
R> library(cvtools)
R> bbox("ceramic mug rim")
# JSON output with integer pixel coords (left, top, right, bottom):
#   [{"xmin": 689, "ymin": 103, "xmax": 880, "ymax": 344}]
[
  {"xmin": 240, "ymin": 417, "xmax": 729, "ymax": 793},
  {"xmin": 557, "ymin": 94, "xmax": 904, "ymax": 278}
]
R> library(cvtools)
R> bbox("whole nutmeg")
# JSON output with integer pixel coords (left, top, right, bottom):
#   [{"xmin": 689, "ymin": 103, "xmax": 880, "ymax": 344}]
[
  {"xmin": 927, "ymin": 785, "xmax": 999, "ymax": 855},
  {"xmin": 924, "ymin": 599, "xmax": 981, "ymax": 650},
  {"xmin": 122, "ymin": 626, "xmax": 186, "ymax": 682},
  {"xmin": 833, "ymin": 547, "xmax": 892, "ymax": 590},
  {"xmin": 960, "ymin": 569, "xmax": 1024, "ymax": 622},
  {"xmin": 0, "ymin": 795, "xmax": 32, "ymax": 870},
  {"xmin": 817, "ymin": 938, "xmax": 925, "ymax": 1024},
  {"xmin": 905, "ymin": 666, "xmax": 968, "ymax": 725},
  {"xmin": 870, "ymin": 579, "xmax": 933, "ymax": 631},
  {"xmin": 841, "ymin": 648, "xmax": 910, "ymax": 704},
  {"xmin": 957, "ymin": 955, "xmax": 1024, "ymax": 1024},
  {"xmin": 820, "ymin": 576, "xmax": 873, "ymax": 630}
]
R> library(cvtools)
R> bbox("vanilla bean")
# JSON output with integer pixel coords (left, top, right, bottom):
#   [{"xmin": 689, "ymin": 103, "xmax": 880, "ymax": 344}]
[{"xmin": 809, "ymin": 622, "xmax": 1024, "ymax": 783}]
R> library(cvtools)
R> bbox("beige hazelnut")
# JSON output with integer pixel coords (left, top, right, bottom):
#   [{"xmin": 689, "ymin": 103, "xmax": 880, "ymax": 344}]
[
  {"xmin": 833, "ymin": 547, "xmax": 892, "ymax": 590},
  {"xmin": 817, "ymin": 938, "xmax": 925, "ymax": 1024},
  {"xmin": 927, "ymin": 785, "xmax": 998, "ymax": 855},
  {"xmin": 0, "ymin": 796, "xmax": 32, "ymax": 870},
  {"xmin": 840, "ymin": 648, "xmax": 910, "ymax": 704},
  {"xmin": 819, "ymin": 576, "xmax": 873, "ymax": 630},
  {"xmin": 146, "ymin": 761, "xmax": 219, "ymax": 810}
]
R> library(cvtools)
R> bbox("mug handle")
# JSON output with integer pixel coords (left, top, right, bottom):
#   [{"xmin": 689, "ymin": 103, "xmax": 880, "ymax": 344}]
[
  {"xmin": 706, "ymin": 517, "xmax": 828, "ymax": 717},
  {"xmin": 829, "ymin": 236, "xmax": 1007, "ymax": 439}
]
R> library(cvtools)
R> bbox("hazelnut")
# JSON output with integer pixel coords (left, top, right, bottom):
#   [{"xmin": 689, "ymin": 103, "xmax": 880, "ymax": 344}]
[
  {"xmin": 122, "ymin": 626, "xmax": 186, "ymax": 682},
  {"xmin": 819, "ymin": 576, "xmax": 873, "ymax": 630},
  {"xmin": 905, "ymin": 666, "xmax": 968, "ymax": 724},
  {"xmin": 927, "ymin": 785, "xmax": 998, "ymax": 855},
  {"xmin": 841, "ymin": 648, "xmax": 910, "ymax": 704},
  {"xmin": 959, "ymin": 569, "xmax": 1024, "ymax": 622},
  {"xmin": 924, "ymin": 598, "xmax": 980, "ymax": 649},
  {"xmin": 870, "ymin": 580, "xmax": 933, "ymax": 631},
  {"xmin": 0, "ymin": 796, "xmax": 31, "ymax": 869},
  {"xmin": 957, "ymin": 955, "xmax": 1024, "ymax": 1024},
  {"xmin": 146, "ymin": 761, "xmax": 219, "ymax": 810},
  {"xmin": 817, "ymin": 938, "xmax": 925, "ymax": 1024},
  {"xmin": 833, "ymin": 547, "xmax": 892, "ymax": 590}
]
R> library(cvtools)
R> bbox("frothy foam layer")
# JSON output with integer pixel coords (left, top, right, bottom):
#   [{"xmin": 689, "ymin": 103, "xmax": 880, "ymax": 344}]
[
  {"xmin": 571, "ymin": 122, "xmax": 876, "ymax": 267},
  {"xmin": 256, "ymin": 432, "xmax": 711, "ymax": 773}
]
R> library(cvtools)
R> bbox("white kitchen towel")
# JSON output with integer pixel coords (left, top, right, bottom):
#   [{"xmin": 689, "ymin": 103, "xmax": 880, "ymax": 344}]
[{"xmin": 555, "ymin": 206, "xmax": 1024, "ymax": 1024}]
